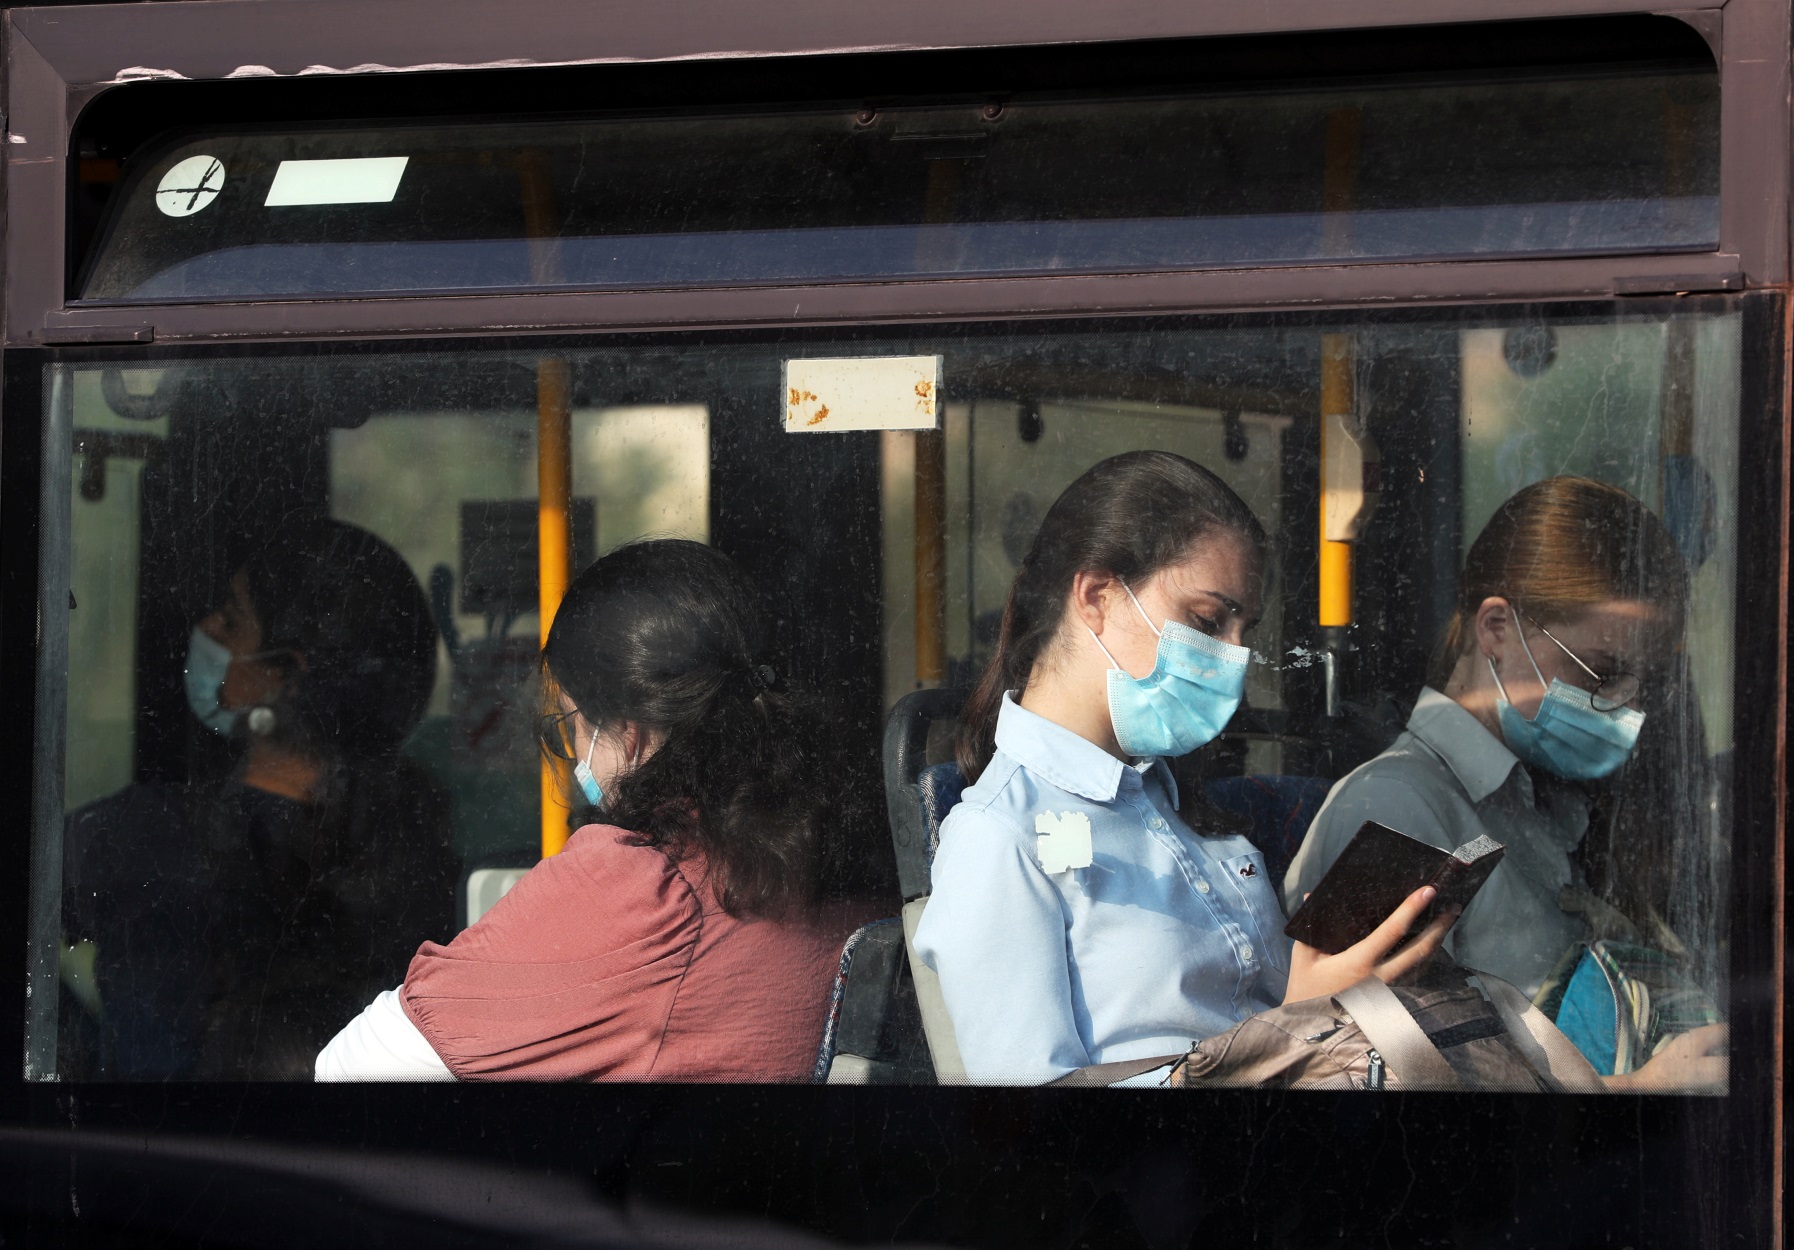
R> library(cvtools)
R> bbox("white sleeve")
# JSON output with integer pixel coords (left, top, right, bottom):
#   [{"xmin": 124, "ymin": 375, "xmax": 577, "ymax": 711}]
[{"xmin": 314, "ymin": 988, "xmax": 456, "ymax": 1082}]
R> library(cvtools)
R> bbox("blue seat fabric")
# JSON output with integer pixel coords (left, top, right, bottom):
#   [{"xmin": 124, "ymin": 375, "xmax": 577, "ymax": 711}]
[
  {"xmin": 917, "ymin": 762, "xmax": 968, "ymax": 874},
  {"xmin": 812, "ymin": 916, "xmax": 903, "ymax": 1083},
  {"xmin": 1200, "ymin": 774, "xmax": 1334, "ymax": 890}
]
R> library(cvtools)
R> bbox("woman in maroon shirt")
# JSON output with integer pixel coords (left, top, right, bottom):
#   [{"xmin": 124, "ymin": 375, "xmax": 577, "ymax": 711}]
[{"xmin": 318, "ymin": 540, "xmax": 887, "ymax": 1081}]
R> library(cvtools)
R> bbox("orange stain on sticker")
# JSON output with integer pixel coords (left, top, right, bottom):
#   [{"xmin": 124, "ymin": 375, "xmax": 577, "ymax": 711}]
[
  {"xmin": 807, "ymin": 405, "xmax": 831, "ymax": 426},
  {"xmin": 915, "ymin": 380, "xmax": 934, "ymax": 410},
  {"xmin": 787, "ymin": 388, "xmax": 824, "ymax": 425}
]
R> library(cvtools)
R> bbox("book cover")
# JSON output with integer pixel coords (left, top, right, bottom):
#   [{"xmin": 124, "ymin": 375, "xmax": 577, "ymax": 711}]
[{"xmin": 1283, "ymin": 821, "xmax": 1505, "ymax": 955}]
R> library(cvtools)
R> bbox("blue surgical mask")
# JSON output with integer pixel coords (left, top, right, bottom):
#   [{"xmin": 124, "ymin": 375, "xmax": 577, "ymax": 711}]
[
  {"xmin": 183, "ymin": 627, "xmax": 239, "ymax": 736},
  {"xmin": 574, "ymin": 730, "xmax": 604, "ymax": 808},
  {"xmin": 1488, "ymin": 627, "xmax": 1645, "ymax": 781},
  {"xmin": 1089, "ymin": 584, "xmax": 1250, "ymax": 759}
]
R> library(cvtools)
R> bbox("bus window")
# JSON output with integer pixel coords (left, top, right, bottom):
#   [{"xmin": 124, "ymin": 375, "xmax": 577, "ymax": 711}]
[
  {"xmin": 329, "ymin": 400, "xmax": 709, "ymax": 866},
  {"xmin": 36, "ymin": 302, "xmax": 1742, "ymax": 1084},
  {"xmin": 76, "ymin": 56, "xmax": 1715, "ymax": 302},
  {"xmin": 65, "ymin": 370, "xmax": 169, "ymax": 814}
]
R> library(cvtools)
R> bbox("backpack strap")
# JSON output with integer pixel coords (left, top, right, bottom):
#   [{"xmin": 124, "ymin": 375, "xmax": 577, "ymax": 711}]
[
  {"xmin": 1334, "ymin": 977, "xmax": 1464, "ymax": 1091},
  {"xmin": 1048, "ymin": 1054, "xmax": 1185, "ymax": 1088},
  {"xmin": 1468, "ymin": 969, "xmax": 1607, "ymax": 1094}
]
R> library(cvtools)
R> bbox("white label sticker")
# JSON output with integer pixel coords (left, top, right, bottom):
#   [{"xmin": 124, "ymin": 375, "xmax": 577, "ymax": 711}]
[
  {"xmin": 156, "ymin": 155, "xmax": 227, "ymax": 217},
  {"xmin": 265, "ymin": 156, "xmax": 410, "ymax": 207},
  {"xmin": 1035, "ymin": 811, "xmax": 1094, "ymax": 874},
  {"xmin": 783, "ymin": 356, "xmax": 942, "ymax": 432}
]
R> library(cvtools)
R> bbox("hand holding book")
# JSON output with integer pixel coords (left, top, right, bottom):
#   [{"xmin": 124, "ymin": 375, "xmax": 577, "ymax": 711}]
[
  {"xmin": 1281, "ymin": 880, "xmax": 1458, "ymax": 1005},
  {"xmin": 1284, "ymin": 822, "xmax": 1505, "ymax": 955},
  {"xmin": 1277, "ymin": 822, "xmax": 1498, "ymax": 1004}
]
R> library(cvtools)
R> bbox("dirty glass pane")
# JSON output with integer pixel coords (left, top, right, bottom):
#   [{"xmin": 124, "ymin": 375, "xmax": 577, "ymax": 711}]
[
  {"xmin": 34, "ymin": 304, "xmax": 1741, "ymax": 1088},
  {"xmin": 80, "ymin": 61, "xmax": 1716, "ymax": 301}
]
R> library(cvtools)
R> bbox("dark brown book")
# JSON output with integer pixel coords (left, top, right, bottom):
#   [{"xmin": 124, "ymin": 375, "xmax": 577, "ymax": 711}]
[{"xmin": 1283, "ymin": 822, "xmax": 1505, "ymax": 955}]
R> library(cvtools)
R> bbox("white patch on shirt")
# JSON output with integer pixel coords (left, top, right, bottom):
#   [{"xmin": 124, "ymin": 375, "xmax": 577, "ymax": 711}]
[{"xmin": 1034, "ymin": 810, "xmax": 1094, "ymax": 874}]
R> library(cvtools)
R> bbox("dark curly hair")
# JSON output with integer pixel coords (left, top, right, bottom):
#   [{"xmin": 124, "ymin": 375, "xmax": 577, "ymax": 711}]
[{"xmin": 542, "ymin": 539, "xmax": 880, "ymax": 920}]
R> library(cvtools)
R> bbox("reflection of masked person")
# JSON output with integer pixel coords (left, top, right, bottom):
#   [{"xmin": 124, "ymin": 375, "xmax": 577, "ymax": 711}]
[
  {"xmin": 1285, "ymin": 478, "xmax": 1725, "ymax": 1092},
  {"xmin": 63, "ymin": 519, "xmax": 459, "ymax": 1080},
  {"xmin": 1484, "ymin": 609, "xmax": 1646, "ymax": 783},
  {"xmin": 1286, "ymin": 476, "xmax": 1687, "ymax": 996}
]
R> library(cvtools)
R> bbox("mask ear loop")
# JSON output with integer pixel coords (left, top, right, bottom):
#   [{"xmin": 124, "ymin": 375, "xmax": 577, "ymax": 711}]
[
  {"xmin": 1088, "ymin": 581, "xmax": 1160, "ymax": 669},
  {"xmin": 1121, "ymin": 583, "xmax": 1163, "ymax": 637},
  {"xmin": 1087, "ymin": 626, "xmax": 1122, "ymax": 670},
  {"xmin": 1487, "ymin": 606, "xmax": 1549, "ymax": 715}
]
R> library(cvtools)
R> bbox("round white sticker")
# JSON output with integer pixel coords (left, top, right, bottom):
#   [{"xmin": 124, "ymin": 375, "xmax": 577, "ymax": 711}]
[{"xmin": 155, "ymin": 155, "xmax": 226, "ymax": 217}]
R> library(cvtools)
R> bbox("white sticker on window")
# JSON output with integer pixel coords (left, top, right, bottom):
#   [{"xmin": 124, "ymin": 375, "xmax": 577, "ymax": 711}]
[
  {"xmin": 265, "ymin": 156, "xmax": 410, "ymax": 207},
  {"xmin": 1035, "ymin": 811, "xmax": 1094, "ymax": 874},
  {"xmin": 783, "ymin": 356, "xmax": 942, "ymax": 432},
  {"xmin": 156, "ymin": 155, "xmax": 227, "ymax": 217}
]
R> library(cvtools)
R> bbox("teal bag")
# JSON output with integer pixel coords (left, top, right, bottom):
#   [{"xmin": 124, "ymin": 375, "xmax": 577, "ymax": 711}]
[{"xmin": 1545, "ymin": 939, "xmax": 1722, "ymax": 1076}]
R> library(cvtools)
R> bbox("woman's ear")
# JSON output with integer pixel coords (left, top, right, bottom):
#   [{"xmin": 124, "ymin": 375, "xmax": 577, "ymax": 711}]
[
  {"xmin": 615, "ymin": 720, "xmax": 660, "ymax": 769},
  {"xmin": 1472, "ymin": 596, "xmax": 1513, "ymax": 659},
  {"xmin": 1068, "ymin": 569, "xmax": 1122, "ymax": 636}
]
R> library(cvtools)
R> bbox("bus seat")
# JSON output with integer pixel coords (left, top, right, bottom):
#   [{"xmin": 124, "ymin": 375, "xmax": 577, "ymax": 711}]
[
  {"xmin": 900, "ymin": 898, "xmax": 966, "ymax": 1083},
  {"xmin": 883, "ymin": 688, "xmax": 971, "ymax": 1083},
  {"xmin": 1201, "ymin": 774, "xmax": 1334, "ymax": 889},
  {"xmin": 916, "ymin": 762, "xmax": 967, "ymax": 873},
  {"xmin": 912, "ymin": 763, "xmax": 970, "ymax": 1082},
  {"xmin": 885, "ymin": 688, "xmax": 968, "ymax": 901},
  {"xmin": 458, "ymin": 851, "xmax": 540, "ymax": 930},
  {"xmin": 814, "ymin": 918, "xmax": 930, "ymax": 1084}
]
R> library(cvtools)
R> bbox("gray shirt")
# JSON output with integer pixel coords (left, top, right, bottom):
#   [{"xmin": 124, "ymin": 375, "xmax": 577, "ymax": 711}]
[{"xmin": 1282, "ymin": 688, "xmax": 1591, "ymax": 995}]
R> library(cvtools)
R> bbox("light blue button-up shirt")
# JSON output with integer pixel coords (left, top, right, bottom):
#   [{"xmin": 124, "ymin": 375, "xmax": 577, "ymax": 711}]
[{"xmin": 913, "ymin": 694, "xmax": 1290, "ymax": 1083}]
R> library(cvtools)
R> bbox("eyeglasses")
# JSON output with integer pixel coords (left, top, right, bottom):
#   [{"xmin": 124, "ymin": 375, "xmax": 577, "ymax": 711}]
[
  {"xmin": 538, "ymin": 710, "xmax": 581, "ymax": 762},
  {"xmin": 1516, "ymin": 610, "xmax": 1641, "ymax": 713}
]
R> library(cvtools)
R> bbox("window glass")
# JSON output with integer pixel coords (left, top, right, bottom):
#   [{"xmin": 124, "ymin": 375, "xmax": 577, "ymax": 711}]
[
  {"xmin": 79, "ymin": 60, "xmax": 1717, "ymax": 302},
  {"xmin": 35, "ymin": 305, "xmax": 1741, "ymax": 1087}
]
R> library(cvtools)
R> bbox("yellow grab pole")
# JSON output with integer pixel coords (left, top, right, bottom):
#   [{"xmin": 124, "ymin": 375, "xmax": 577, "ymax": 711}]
[
  {"xmin": 1317, "ymin": 107, "xmax": 1365, "ymax": 718},
  {"xmin": 1319, "ymin": 105, "xmax": 1361, "ymax": 632},
  {"xmin": 518, "ymin": 147, "xmax": 577, "ymax": 858},
  {"xmin": 914, "ymin": 430, "xmax": 948, "ymax": 686},
  {"xmin": 910, "ymin": 155, "xmax": 960, "ymax": 687},
  {"xmin": 1318, "ymin": 334, "xmax": 1356, "ymax": 630},
  {"xmin": 538, "ymin": 357, "xmax": 574, "ymax": 858}
]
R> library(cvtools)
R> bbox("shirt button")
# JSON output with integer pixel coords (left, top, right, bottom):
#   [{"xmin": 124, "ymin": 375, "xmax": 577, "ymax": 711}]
[
  {"xmin": 1196, "ymin": 879, "xmax": 1211, "ymax": 894},
  {"xmin": 1150, "ymin": 817, "xmax": 1166, "ymax": 830},
  {"xmin": 1241, "ymin": 946, "xmax": 1255, "ymax": 962}
]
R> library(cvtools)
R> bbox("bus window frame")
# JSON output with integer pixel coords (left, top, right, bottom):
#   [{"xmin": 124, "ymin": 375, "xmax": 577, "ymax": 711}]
[{"xmin": 0, "ymin": 0, "xmax": 1785, "ymax": 1245}]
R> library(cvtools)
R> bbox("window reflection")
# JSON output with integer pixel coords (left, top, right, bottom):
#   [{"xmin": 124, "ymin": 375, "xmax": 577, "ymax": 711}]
[
  {"xmin": 80, "ymin": 62, "xmax": 1717, "ymax": 301},
  {"xmin": 40, "ymin": 308, "xmax": 1741, "ymax": 1085}
]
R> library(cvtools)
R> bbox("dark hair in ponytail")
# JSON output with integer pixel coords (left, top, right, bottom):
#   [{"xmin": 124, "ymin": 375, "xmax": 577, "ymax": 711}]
[
  {"xmin": 542, "ymin": 539, "xmax": 874, "ymax": 919},
  {"xmin": 956, "ymin": 451, "xmax": 1267, "ymax": 780}
]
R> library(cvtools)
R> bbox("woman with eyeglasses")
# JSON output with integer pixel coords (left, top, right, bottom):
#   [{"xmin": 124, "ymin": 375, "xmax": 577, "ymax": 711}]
[
  {"xmin": 318, "ymin": 538, "xmax": 886, "ymax": 1081},
  {"xmin": 1283, "ymin": 476, "xmax": 1725, "ymax": 1090}
]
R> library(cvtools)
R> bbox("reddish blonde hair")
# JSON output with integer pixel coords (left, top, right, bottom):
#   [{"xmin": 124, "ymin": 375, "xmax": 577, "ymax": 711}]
[{"xmin": 1429, "ymin": 476, "xmax": 1688, "ymax": 687}]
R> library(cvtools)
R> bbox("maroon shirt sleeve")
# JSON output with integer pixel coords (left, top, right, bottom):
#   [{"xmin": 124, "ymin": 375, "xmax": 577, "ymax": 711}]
[{"xmin": 401, "ymin": 825, "xmax": 703, "ymax": 1080}]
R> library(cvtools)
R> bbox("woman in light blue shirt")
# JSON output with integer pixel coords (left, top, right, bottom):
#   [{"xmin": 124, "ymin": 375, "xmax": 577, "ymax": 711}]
[{"xmin": 914, "ymin": 451, "xmax": 1451, "ymax": 1084}]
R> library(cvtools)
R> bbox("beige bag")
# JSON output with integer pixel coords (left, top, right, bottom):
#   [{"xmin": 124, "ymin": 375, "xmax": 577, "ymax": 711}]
[{"xmin": 1053, "ymin": 961, "xmax": 1605, "ymax": 1093}]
